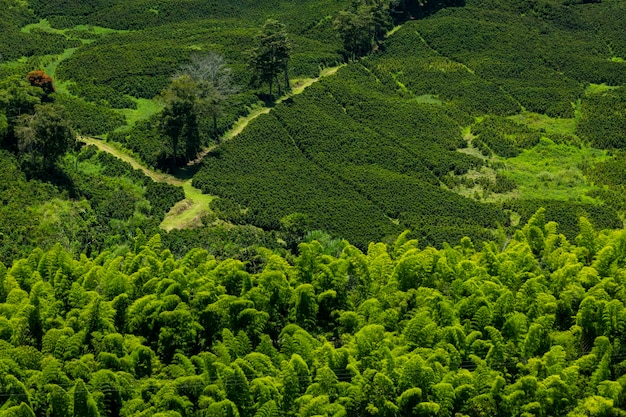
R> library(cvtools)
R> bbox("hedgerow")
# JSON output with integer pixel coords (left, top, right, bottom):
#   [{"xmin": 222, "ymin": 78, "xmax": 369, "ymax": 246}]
[
  {"xmin": 471, "ymin": 116, "xmax": 541, "ymax": 157},
  {"xmin": 576, "ymin": 87, "xmax": 626, "ymax": 149},
  {"xmin": 52, "ymin": 94, "xmax": 126, "ymax": 135}
]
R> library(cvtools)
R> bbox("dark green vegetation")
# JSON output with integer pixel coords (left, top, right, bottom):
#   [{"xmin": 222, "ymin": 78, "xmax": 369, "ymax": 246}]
[
  {"xmin": 0, "ymin": 0, "xmax": 79, "ymax": 62},
  {"xmin": 193, "ymin": 64, "xmax": 509, "ymax": 248},
  {"xmin": 192, "ymin": 0, "xmax": 626, "ymax": 249},
  {"xmin": 1, "ymin": 214, "xmax": 626, "ymax": 416},
  {"xmin": 1, "ymin": 0, "xmax": 626, "ymax": 415},
  {"xmin": 0, "ymin": 145, "xmax": 184, "ymax": 262}
]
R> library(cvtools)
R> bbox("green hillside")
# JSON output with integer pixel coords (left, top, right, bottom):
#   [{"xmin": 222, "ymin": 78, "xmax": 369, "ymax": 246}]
[{"xmin": 1, "ymin": 0, "xmax": 626, "ymax": 415}]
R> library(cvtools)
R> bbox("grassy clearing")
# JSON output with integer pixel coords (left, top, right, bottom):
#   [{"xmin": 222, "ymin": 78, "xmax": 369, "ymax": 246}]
[
  {"xmin": 160, "ymin": 182, "xmax": 215, "ymax": 231},
  {"xmin": 501, "ymin": 138, "xmax": 608, "ymax": 202},
  {"xmin": 45, "ymin": 48, "xmax": 78, "ymax": 93},
  {"xmin": 21, "ymin": 19, "xmax": 65, "ymax": 34},
  {"xmin": 21, "ymin": 19, "xmax": 124, "ymax": 36},
  {"xmin": 585, "ymin": 83, "xmax": 621, "ymax": 95},
  {"xmin": 117, "ymin": 98, "xmax": 164, "ymax": 129},
  {"xmin": 508, "ymin": 111, "xmax": 576, "ymax": 136}
]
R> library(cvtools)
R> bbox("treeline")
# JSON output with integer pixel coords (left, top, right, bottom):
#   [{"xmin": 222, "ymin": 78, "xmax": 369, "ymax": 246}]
[{"xmin": 0, "ymin": 213, "xmax": 625, "ymax": 416}]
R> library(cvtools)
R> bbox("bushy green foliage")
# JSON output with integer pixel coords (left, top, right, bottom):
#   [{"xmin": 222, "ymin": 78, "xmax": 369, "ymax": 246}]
[
  {"xmin": 415, "ymin": 1, "xmax": 626, "ymax": 118},
  {"xmin": 1, "ymin": 214, "xmax": 626, "ymax": 416},
  {"xmin": 471, "ymin": 116, "xmax": 541, "ymax": 157},
  {"xmin": 52, "ymin": 94, "xmax": 126, "ymax": 135},
  {"xmin": 504, "ymin": 199, "xmax": 622, "ymax": 241},
  {"xmin": 0, "ymin": 144, "xmax": 184, "ymax": 262},
  {"xmin": 0, "ymin": 0, "xmax": 80, "ymax": 61},
  {"xmin": 365, "ymin": 23, "xmax": 521, "ymax": 117},
  {"xmin": 576, "ymin": 87, "xmax": 626, "ymax": 149},
  {"xmin": 193, "ymin": 64, "xmax": 509, "ymax": 248},
  {"xmin": 193, "ymin": 113, "xmax": 400, "ymax": 247}
]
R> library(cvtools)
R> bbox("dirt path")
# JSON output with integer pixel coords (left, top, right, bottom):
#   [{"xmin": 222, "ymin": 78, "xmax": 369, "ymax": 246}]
[{"xmin": 82, "ymin": 64, "xmax": 344, "ymax": 231}]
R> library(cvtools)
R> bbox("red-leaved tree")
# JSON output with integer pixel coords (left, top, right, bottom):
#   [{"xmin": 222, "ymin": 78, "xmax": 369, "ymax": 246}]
[{"xmin": 26, "ymin": 70, "xmax": 55, "ymax": 95}]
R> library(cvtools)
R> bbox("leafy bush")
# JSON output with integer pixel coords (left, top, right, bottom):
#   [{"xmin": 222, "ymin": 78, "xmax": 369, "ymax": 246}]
[{"xmin": 505, "ymin": 199, "xmax": 622, "ymax": 240}]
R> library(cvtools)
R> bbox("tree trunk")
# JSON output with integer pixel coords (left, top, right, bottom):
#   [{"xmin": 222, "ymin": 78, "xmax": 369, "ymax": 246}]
[
  {"xmin": 276, "ymin": 75, "xmax": 282, "ymax": 96},
  {"xmin": 213, "ymin": 113, "xmax": 218, "ymax": 139},
  {"xmin": 172, "ymin": 137, "xmax": 178, "ymax": 172},
  {"xmin": 284, "ymin": 64, "xmax": 290, "ymax": 92},
  {"xmin": 269, "ymin": 77, "xmax": 273, "ymax": 100}
]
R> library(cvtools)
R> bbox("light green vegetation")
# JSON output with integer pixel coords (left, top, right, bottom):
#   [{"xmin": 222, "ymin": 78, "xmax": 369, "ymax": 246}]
[
  {"xmin": 502, "ymin": 138, "xmax": 608, "ymax": 202},
  {"xmin": 21, "ymin": 18, "xmax": 124, "ymax": 36},
  {"xmin": 509, "ymin": 111, "xmax": 576, "ymax": 136},
  {"xmin": 413, "ymin": 94, "xmax": 444, "ymax": 105},
  {"xmin": 43, "ymin": 47, "xmax": 78, "ymax": 94},
  {"xmin": 117, "ymin": 98, "xmax": 164, "ymax": 129},
  {"xmin": 81, "ymin": 136, "xmax": 170, "ymax": 183},
  {"xmin": 160, "ymin": 182, "xmax": 216, "ymax": 230},
  {"xmin": 585, "ymin": 83, "xmax": 622, "ymax": 95}
]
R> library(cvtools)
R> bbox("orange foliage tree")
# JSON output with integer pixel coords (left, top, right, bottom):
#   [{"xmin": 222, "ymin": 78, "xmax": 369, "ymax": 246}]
[{"xmin": 26, "ymin": 70, "xmax": 55, "ymax": 95}]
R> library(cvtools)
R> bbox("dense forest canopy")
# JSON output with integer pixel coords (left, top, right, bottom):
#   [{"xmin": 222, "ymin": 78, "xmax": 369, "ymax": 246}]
[
  {"xmin": 0, "ymin": 214, "xmax": 625, "ymax": 416},
  {"xmin": 0, "ymin": 0, "xmax": 626, "ymax": 415}
]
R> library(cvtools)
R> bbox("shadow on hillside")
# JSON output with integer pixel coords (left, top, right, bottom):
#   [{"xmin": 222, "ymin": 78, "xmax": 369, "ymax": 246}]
[
  {"xmin": 172, "ymin": 164, "xmax": 202, "ymax": 181},
  {"xmin": 392, "ymin": 0, "xmax": 466, "ymax": 22},
  {"xmin": 23, "ymin": 162, "xmax": 79, "ymax": 199}
]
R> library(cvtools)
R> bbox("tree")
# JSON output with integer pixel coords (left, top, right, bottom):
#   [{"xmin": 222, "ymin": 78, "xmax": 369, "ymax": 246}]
[
  {"xmin": 159, "ymin": 76, "xmax": 201, "ymax": 171},
  {"xmin": 72, "ymin": 379, "xmax": 100, "ymax": 417},
  {"xmin": 176, "ymin": 52, "xmax": 238, "ymax": 140},
  {"xmin": 0, "ymin": 75, "xmax": 43, "ymax": 150},
  {"xmin": 14, "ymin": 103, "xmax": 76, "ymax": 171},
  {"xmin": 26, "ymin": 70, "xmax": 55, "ymax": 96},
  {"xmin": 248, "ymin": 19, "xmax": 291, "ymax": 99},
  {"xmin": 334, "ymin": 0, "xmax": 393, "ymax": 60},
  {"xmin": 334, "ymin": 2, "xmax": 375, "ymax": 61}
]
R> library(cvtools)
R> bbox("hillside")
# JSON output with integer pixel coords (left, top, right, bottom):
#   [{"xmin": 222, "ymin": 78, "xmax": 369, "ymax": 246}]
[
  {"xmin": 192, "ymin": 0, "xmax": 626, "ymax": 247},
  {"xmin": 1, "ymin": 0, "xmax": 626, "ymax": 415}
]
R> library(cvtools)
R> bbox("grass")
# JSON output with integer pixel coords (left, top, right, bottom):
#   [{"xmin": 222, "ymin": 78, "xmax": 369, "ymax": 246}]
[
  {"xmin": 508, "ymin": 111, "xmax": 576, "ymax": 136},
  {"xmin": 585, "ymin": 83, "xmax": 621, "ymax": 95},
  {"xmin": 45, "ymin": 48, "xmax": 78, "ymax": 92},
  {"xmin": 501, "ymin": 138, "xmax": 608, "ymax": 202},
  {"xmin": 21, "ymin": 19, "xmax": 124, "ymax": 36},
  {"xmin": 117, "ymin": 98, "xmax": 165, "ymax": 129},
  {"xmin": 160, "ymin": 182, "xmax": 215, "ymax": 231},
  {"xmin": 413, "ymin": 94, "xmax": 444, "ymax": 105},
  {"xmin": 452, "ymin": 133, "xmax": 609, "ymax": 207}
]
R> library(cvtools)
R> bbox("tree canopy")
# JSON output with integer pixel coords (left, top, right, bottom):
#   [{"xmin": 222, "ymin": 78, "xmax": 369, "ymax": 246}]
[
  {"xmin": 248, "ymin": 19, "xmax": 291, "ymax": 99},
  {"xmin": 0, "ymin": 214, "xmax": 624, "ymax": 416}
]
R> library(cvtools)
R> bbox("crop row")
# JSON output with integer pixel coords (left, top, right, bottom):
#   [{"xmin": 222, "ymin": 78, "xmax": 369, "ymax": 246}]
[
  {"xmin": 194, "ymin": 62, "xmax": 510, "ymax": 247},
  {"xmin": 365, "ymin": 24, "xmax": 521, "ymax": 117},
  {"xmin": 193, "ymin": 114, "xmax": 400, "ymax": 247},
  {"xmin": 576, "ymin": 87, "xmax": 626, "ymax": 150},
  {"xmin": 415, "ymin": 4, "xmax": 626, "ymax": 118}
]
